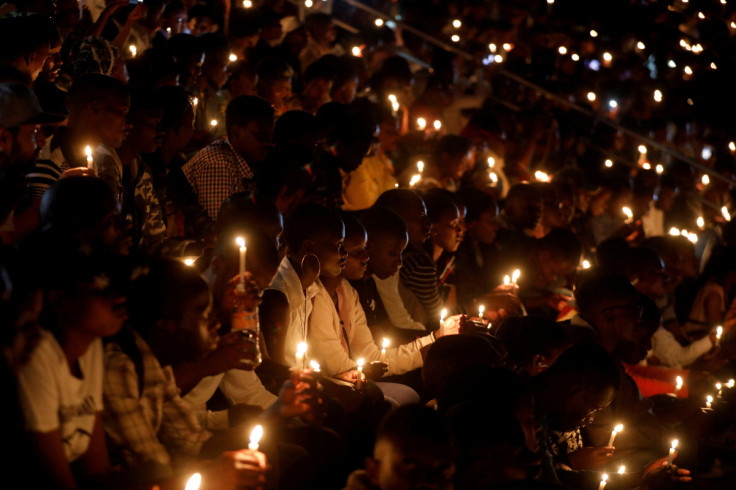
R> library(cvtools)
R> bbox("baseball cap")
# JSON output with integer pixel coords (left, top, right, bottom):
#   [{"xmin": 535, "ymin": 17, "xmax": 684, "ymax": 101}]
[{"xmin": 0, "ymin": 83, "xmax": 65, "ymax": 129}]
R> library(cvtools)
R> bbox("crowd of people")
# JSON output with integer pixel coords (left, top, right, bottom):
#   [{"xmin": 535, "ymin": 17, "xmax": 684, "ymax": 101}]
[{"xmin": 2, "ymin": 0, "xmax": 736, "ymax": 488}]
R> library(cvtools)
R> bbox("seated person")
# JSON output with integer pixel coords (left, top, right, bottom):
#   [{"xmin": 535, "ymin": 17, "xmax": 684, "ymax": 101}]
[
  {"xmin": 103, "ymin": 259, "xmax": 269, "ymax": 487},
  {"xmin": 496, "ymin": 316, "xmax": 571, "ymax": 377},
  {"xmin": 16, "ymin": 252, "xmax": 127, "ymax": 489},
  {"xmin": 344, "ymin": 405, "xmax": 454, "ymax": 490}
]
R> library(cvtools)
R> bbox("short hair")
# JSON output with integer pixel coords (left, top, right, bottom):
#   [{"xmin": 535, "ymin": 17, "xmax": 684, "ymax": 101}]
[
  {"xmin": 359, "ymin": 206, "xmax": 407, "ymax": 242},
  {"xmin": 576, "ymin": 272, "xmax": 639, "ymax": 318},
  {"xmin": 199, "ymin": 32, "xmax": 229, "ymax": 59},
  {"xmin": 303, "ymin": 56, "xmax": 336, "ymax": 84},
  {"xmin": 283, "ymin": 203, "xmax": 343, "ymax": 253},
  {"xmin": 537, "ymin": 228, "xmax": 583, "ymax": 263},
  {"xmin": 128, "ymin": 86, "xmax": 164, "ymax": 115},
  {"xmin": 374, "ymin": 189, "xmax": 424, "ymax": 216},
  {"xmin": 167, "ymin": 33, "xmax": 204, "ymax": 63},
  {"xmin": 155, "ymin": 85, "xmax": 193, "ymax": 132},
  {"xmin": 455, "ymin": 188, "xmax": 496, "ymax": 223},
  {"xmin": 436, "ymin": 134, "xmax": 472, "ymax": 160},
  {"xmin": 497, "ymin": 316, "xmax": 569, "ymax": 369},
  {"xmin": 225, "ymin": 95, "xmax": 274, "ymax": 130},
  {"xmin": 596, "ymin": 237, "xmax": 629, "ymax": 272},
  {"xmin": 255, "ymin": 144, "xmax": 313, "ymax": 202},
  {"xmin": 257, "ymin": 57, "xmax": 293, "ymax": 83},
  {"xmin": 376, "ymin": 404, "xmax": 449, "ymax": 450},
  {"xmin": 0, "ymin": 15, "xmax": 55, "ymax": 63},
  {"xmin": 66, "ymin": 74, "xmax": 128, "ymax": 113},
  {"xmin": 303, "ymin": 13, "xmax": 332, "ymax": 35},
  {"xmin": 339, "ymin": 211, "xmax": 365, "ymax": 241},
  {"xmin": 619, "ymin": 247, "xmax": 663, "ymax": 280},
  {"xmin": 274, "ymin": 111, "xmax": 317, "ymax": 147},
  {"xmin": 540, "ymin": 343, "xmax": 620, "ymax": 394},
  {"xmin": 423, "ymin": 188, "xmax": 459, "ymax": 223},
  {"xmin": 216, "ymin": 193, "xmax": 282, "ymax": 252},
  {"xmin": 40, "ymin": 177, "xmax": 118, "ymax": 233}
]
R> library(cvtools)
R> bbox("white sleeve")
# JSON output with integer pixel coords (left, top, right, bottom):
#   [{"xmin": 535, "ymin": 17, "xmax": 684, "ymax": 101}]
[
  {"xmin": 348, "ymin": 285, "xmax": 430, "ymax": 375},
  {"xmin": 220, "ymin": 369, "xmax": 278, "ymax": 410},
  {"xmin": 374, "ymin": 272, "xmax": 426, "ymax": 331},
  {"xmin": 308, "ymin": 288, "xmax": 356, "ymax": 376},
  {"xmin": 181, "ymin": 374, "xmax": 224, "ymax": 409},
  {"xmin": 651, "ymin": 328, "xmax": 712, "ymax": 369},
  {"xmin": 16, "ymin": 338, "xmax": 61, "ymax": 432}
]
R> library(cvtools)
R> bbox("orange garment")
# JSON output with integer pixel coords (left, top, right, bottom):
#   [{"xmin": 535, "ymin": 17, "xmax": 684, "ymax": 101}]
[{"xmin": 623, "ymin": 363, "xmax": 689, "ymax": 398}]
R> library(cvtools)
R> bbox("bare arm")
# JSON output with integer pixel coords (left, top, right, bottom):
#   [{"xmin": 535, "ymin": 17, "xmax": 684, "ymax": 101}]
[
  {"xmin": 75, "ymin": 413, "xmax": 111, "ymax": 484},
  {"xmin": 27, "ymin": 430, "xmax": 79, "ymax": 489}
]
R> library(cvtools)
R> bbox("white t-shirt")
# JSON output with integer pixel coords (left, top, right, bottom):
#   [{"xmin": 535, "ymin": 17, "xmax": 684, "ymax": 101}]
[{"xmin": 17, "ymin": 330, "xmax": 104, "ymax": 462}]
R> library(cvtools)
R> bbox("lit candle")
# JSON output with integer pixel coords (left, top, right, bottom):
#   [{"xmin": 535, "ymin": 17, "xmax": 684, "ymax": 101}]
[
  {"xmin": 669, "ymin": 227, "xmax": 680, "ymax": 236},
  {"xmin": 452, "ymin": 19, "xmax": 461, "ymax": 28},
  {"xmin": 587, "ymin": 92, "xmax": 597, "ymax": 102},
  {"xmin": 236, "ymin": 237, "xmax": 246, "ymax": 291},
  {"xmin": 598, "ymin": 473, "xmax": 608, "ymax": 490},
  {"xmin": 618, "ymin": 465, "xmax": 626, "ymax": 475},
  {"xmin": 210, "ymin": 119, "xmax": 218, "ymax": 128},
  {"xmin": 582, "ymin": 260, "xmax": 591, "ymax": 269},
  {"xmin": 728, "ymin": 379, "xmax": 735, "ymax": 388},
  {"xmin": 185, "ymin": 472, "xmax": 202, "ymax": 490},
  {"xmin": 723, "ymin": 206, "xmax": 731, "ymax": 222},
  {"xmin": 184, "ymin": 257, "xmax": 196, "ymax": 267},
  {"xmin": 309, "ymin": 360, "xmax": 321, "ymax": 372},
  {"xmin": 357, "ymin": 358, "xmax": 364, "ymax": 379},
  {"xmin": 702, "ymin": 174, "xmax": 710, "ymax": 186},
  {"xmin": 608, "ymin": 424, "xmax": 623, "ymax": 446},
  {"xmin": 656, "ymin": 164, "xmax": 664, "ymax": 174},
  {"xmin": 504, "ymin": 275, "xmax": 511, "ymax": 286},
  {"xmin": 675, "ymin": 375, "xmax": 683, "ymax": 395},
  {"xmin": 716, "ymin": 326, "xmax": 723, "ymax": 346},
  {"xmin": 489, "ymin": 172, "xmax": 499, "ymax": 184},
  {"xmin": 706, "ymin": 395, "xmax": 713, "ymax": 409},
  {"xmin": 417, "ymin": 160, "xmax": 424, "ymax": 173},
  {"xmin": 667, "ymin": 439, "xmax": 678, "ymax": 466},
  {"xmin": 451, "ymin": 34, "xmax": 460, "ymax": 43},
  {"xmin": 129, "ymin": 45, "xmax": 137, "ymax": 57},
  {"xmin": 716, "ymin": 382, "xmax": 723, "ymax": 399},
  {"xmin": 417, "ymin": 117, "xmax": 427, "ymax": 130},
  {"xmin": 440, "ymin": 308, "xmax": 447, "ymax": 323},
  {"xmin": 374, "ymin": 18, "xmax": 383, "ymax": 27},
  {"xmin": 622, "ymin": 206, "xmax": 633, "ymax": 223},
  {"xmin": 512, "ymin": 269, "xmax": 521, "ymax": 286},
  {"xmin": 85, "ymin": 145, "xmax": 93, "ymax": 170},
  {"xmin": 296, "ymin": 342, "xmax": 307, "ymax": 371},
  {"xmin": 478, "ymin": 304, "xmax": 485, "ymax": 319},
  {"xmin": 487, "ymin": 157, "xmax": 495, "ymax": 168},
  {"xmin": 243, "ymin": 0, "xmax": 252, "ymax": 7},
  {"xmin": 248, "ymin": 425, "xmax": 263, "ymax": 451},
  {"xmin": 534, "ymin": 170, "xmax": 550, "ymax": 182},
  {"xmin": 697, "ymin": 216, "xmax": 705, "ymax": 229},
  {"xmin": 229, "ymin": 53, "xmax": 237, "ymax": 62},
  {"xmin": 433, "ymin": 120, "xmax": 442, "ymax": 131},
  {"xmin": 409, "ymin": 174, "xmax": 421, "ymax": 187},
  {"xmin": 605, "ymin": 159, "xmax": 613, "ymax": 167},
  {"xmin": 381, "ymin": 337, "xmax": 390, "ymax": 363},
  {"xmin": 351, "ymin": 46, "xmax": 361, "ymax": 57}
]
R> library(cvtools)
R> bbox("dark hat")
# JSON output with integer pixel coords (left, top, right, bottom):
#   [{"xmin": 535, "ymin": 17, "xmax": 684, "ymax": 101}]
[{"xmin": 0, "ymin": 83, "xmax": 65, "ymax": 129}]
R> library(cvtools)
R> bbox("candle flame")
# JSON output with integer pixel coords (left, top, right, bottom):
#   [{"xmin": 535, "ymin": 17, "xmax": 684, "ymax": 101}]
[
  {"xmin": 727, "ymin": 379, "xmax": 735, "ymax": 388},
  {"xmin": 534, "ymin": 170, "xmax": 550, "ymax": 182},
  {"xmin": 478, "ymin": 305, "xmax": 485, "ymax": 317},
  {"xmin": 433, "ymin": 120, "xmax": 441, "ymax": 130},
  {"xmin": 512, "ymin": 269, "xmax": 521, "ymax": 283},
  {"xmin": 297, "ymin": 342, "xmax": 308, "ymax": 356},
  {"xmin": 582, "ymin": 260, "xmax": 591, "ymax": 269},
  {"xmin": 229, "ymin": 53, "xmax": 237, "ymax": 62},
  {"xmin": 452, "ymin": 19, "xmax": 461, "ymax": 28},
  {"xmin": 387, "ymin": 94, "xmax": 397, "ymax": 104},
  {"xmin": 601, "ymin": 473, "xmax": 608, "ymax": 482},
  {"xmin": 243, "ymin": 0, "xmax": 252, "ymax": 7},
  {"xmin": 613, "ymin": 424, "xmax": 623, "ymax": 433},
  {"xmin": 487, "ymin": 157, "xmax": 495, "ymax": 168},
  {"xmin": 504, "ymin": 275, "xmax": 511, "ymax": 285},
  {"xmin": 210, "ymin": 119, "xmax": 218, "ymax": 127},
  {"xmin": 702, "ymin": 174, "xmax": 710, "ymax": 186},
  {"xmin": 249, "ymin": 424, "xmax": 263, "ymax": 448},
  {"xmin": 638, "ymin": 145, "xmax": 647, "ymax": 154},
  {"xmin": 716, "ymin": 326, "xmax": 723, "ymax": 339},
  {"xmin": 185, "ymin": 473, "xmax": 202, "ymax": 490},
  {"xmin": 605, "ymin": 159, "xmax": 613, "ymax": 167},
  {"xmin": 417, "ymin": 161, "xmax": 424, "ymax": 173},
  {"xmin": 375, "ymin": 18, "xmax": 384, "ymax": 27},
  {"xmin": 85, "ymin": 145, "xmax": 92, "ymax": 158},
  {"xmin": 707, "ymin": 395, "xmax": 713, "ymax": 403},
  {"xmin": 687, "ymin": 233, "xmax": 697, "ymax": 244},
  {"xmin": 716, "ymin": 382, "xmax": 722, "ymax": 390},
  {"xmin": 357, "ymin": 358, "xmax": 365, "ymax": 368},
  {"xmin": 236, "ymin": 236, "xmax": 245, "ymax": 249},
  {"xmin": 622, "ymin": 207, "xmax": 633, "ymax": 220},
  {"xmin": 417, "ymin": 117, "xmax": 427, "ymax": 130},
  {"xmin": 382, "ymin": 337, "xmax": 390, "ymax": 349},
  {"xmin": 669, "ymin": 227, "xmax": 680, "ymax": 236},
  {"xmin": 129, "ymin": 45, "xmax": 137, "ymax": 56},
  {"xmin": 676, "ymin": 375, "xmax": 683, "ymax": 389},
  {"xmin": 409, "ymin": 174, "xmax": 421, "ymax": 187},
  {"xmin": 671, "ymin": 439, "xmax": 678, "ymax": 449},
  {"xmin": 309, "ymin": 360, "xmax": 320, "ymax": 372},
  {"xmin": 351, "ymin": 46, "xmax": 362, "ymax": 57},
  {"xmin": 440, "ymin": 308, "xmax": 447, "ymax": 322},
  {"xmin": 618, "ymin": 465, "xmax": 626, "ymax": 474},
  {"xmin": 697, "ymin": 216, "xmax": 705, "ymax": 229},
  {"xmin": 655, "ymin": 164, "xmax": 664, "ymax": 174},
  {"xmin": 587, "ymin": 92, "xmax": 596, "ymax": 102},
  {"xmin": 184, "ymin": 258, "xmax": 195, "ymax": 266},
  {"xmin": 489, "ymin": 172, "xmax": 499, "ymax": 184},
  {"xmin": 722, "ymin": 206, "xmax": 731, "ymax": 222}
]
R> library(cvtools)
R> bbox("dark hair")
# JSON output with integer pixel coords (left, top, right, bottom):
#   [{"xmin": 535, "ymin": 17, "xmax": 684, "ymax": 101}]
[
  {"xmin": 619, "ymin": 247, "xmax": 663, "ymax": 281},
  {"xmin": 155, "ymin": 85, "xmax": 193, "ymax": 132},
  {"xmin": 303, "ymin": 56, "xmax": 336, "ymax": 84},
  {"xmin": 128, "ymin": 86, "xmax": 164, "ymax": 115},
  {"xmin": 39, "ymin": 177, "xmax": 118, "ymax": 233},
  {"xmin": 283, "ymin": 203, "xmax": 343, "ymax": 253},
  {"xmin": 374, "ymin": 188, "xmax": 424, "ymax": 215},
  {"xmin": 455, "ymin": 188, "xmax": 497, "ymax": 223},
  {"xmin": 339, "ymin": 211, "xmax": 365, "ymax": 242},
  {"xmin": 66, "ymin": 74, "xmax": 128, "ymax": 113},
  {"xmin": 216, "ymin": 193, "xmax": 281, "ymax": 252},
  {"xmin": 359, "ymin": 206, "xmax": 408, "ymax": 242},
  {"xmin": 257, "ymin": 57, "xmax": 294, "ymax": 83},
  {"xmin": 255, "ymin": 144, "xmax": 314, "ymax": 202},
  {"xmin": 537, "ymin": 228, "xmax": 583, "ymax": 263},
  {"xmin": 423, "ymin": 188, "xmax": 459, "ymax": 224},
  {"xmin": 438, "ymin": 365, "xmax": 531, "ymax": 415},
  {"xmin": 198, "ymin": 32, "xmax": 229, "ymax": 59},
  {"xmin": 436, "ymin": 134, "xmax": 472, "ymax": 161},
  {"xmin": 0, "ymin": 14, "xmax": 55, "ymax": 64},
  {"xmin": 225, "ymin": 95, "xmax": 274, "ymax": 131},
  {"xmin": 596, "ymin": 237, "xmax": 630, "ymax": 272},
  {"xmin": 376, "ymin": 404, "xmax": 449, "ymax": 449},
  {"xmin": 497, "ymin": 316, "xmax": 569, "ymax": 370},
  {"xmin": 575, "ymin": 272, "xmax": 639, "ymax": 318},
  {"xmin": 539, "ymin": 343, "xmax": 620, "ymax": 393},
  {"xmin": 303, "ymin": 13, "xmax": 332, "ymax": 36},
  {"xmin": 274, "ymin": 111, "xmax": 318, "ymax": 147}
]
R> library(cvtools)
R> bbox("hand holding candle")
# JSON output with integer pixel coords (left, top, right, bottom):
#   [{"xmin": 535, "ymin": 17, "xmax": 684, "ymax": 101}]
[
  {"xmin": 296, "ymin": 342, "xmax": 307, "ymax": 371},
  {"xmin": 598, "ymin": 473, "xmax": 608, "ymax": 490},
  {"xmin": 381, "ymin": 337, "xmax": 389, "ymax": 363},
  {"xmin": 667, "ymin": 439, "xmax": 678, "ymax": 466},
  {"xmin": 84, "ymin": 145, "xmax": 93, "ymax": 170},
  {"xmin": 608, "ymin": 424, "xmax": 623, "ymax": 447}
]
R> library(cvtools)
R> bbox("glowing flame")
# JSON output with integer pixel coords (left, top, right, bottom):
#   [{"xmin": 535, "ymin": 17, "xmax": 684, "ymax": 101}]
[
  {"xmin": 417, "ymin": 161, "xmax": 424, "ymax": 173},
  {"xmin": 236, "ymin": 236, "xmax": 245, "ymax": 249},
  {"xmin": 409, "ymin": 174, "xmax": 421, "ymax": 187},
  {"xmin": 417, "ymin": 117, "xmax": 427, "ymax": 130},
  {"xmin": 382, "ymin": 338, "xmax": 390, "ymax": 349},
  {"xmin": 248, "ymin": 425, "xmax": 263, "ymax": 450},
  {"xmin": 185, "ymin": 473, "xmax": 202, "ymax": 490},
  {"xmin": 309, "ymin": 360, "xmax": 321, "ymax": 372}
]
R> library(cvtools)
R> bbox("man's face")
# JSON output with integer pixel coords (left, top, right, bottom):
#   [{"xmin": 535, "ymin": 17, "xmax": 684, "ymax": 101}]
[
  {"xmin": 40, "ymin": 45, "xmax": 62, "ymax": 83},
  {"xmin": 371, "ymin": 438, "xmax": 454, "ymax": 490},
  {"xmin": 28, "ymin": 43, "xmax": 50, "ymax": 81},
  {"xmin": 343, "ymin": 231, "xmax": 369, "ymax": 281},
  {"xmin": 431, "ymin": 207, "xmax": 462, "ymax": 253},
  {"xmin": 13, "ymin": 124, "xmax": 41, "ymax": 164},
  {"xmin": 178, "ymin": 289, "xmax": 218, "ymax": 361},
  {"xmin": 555, "ymin": 385, "xmax": 616, "ymax": 432},
  {"xmin": 469, "ymin": 207, "xmax": 499, "ymax": 244},
  {"xmin": 312, "ymin": 228, "xmax": 347, "ymax": 278},
  {"xmin": 203, "ymin": 53, "xmax": 229, "ymax": 89},
  {"xmin": 596, "ymin": 299, "xmax": 642, "ymax": 347},
  {"xmin": 399, "ymin": 199, "xmax": 431, "ymax": 248},
  {"xmin": 230, "ymin": 118, "xmax": 274, "ymax": 162},
  {"xmin": 128, "ymin": 110, "xmax": 163, "ymax": 153},
  {"xmin": 367, "ymin": 232, "xmax": 407, "ymax": 280},
  {"xmin": 94, "ymin": 95, "xmax": 131, "ymax": 149}
]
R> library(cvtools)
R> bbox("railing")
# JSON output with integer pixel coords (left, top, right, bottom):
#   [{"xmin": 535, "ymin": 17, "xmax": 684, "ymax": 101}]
[{"xmin": 334, "ymin": 0, "xmax": 735, "ymax": 188}]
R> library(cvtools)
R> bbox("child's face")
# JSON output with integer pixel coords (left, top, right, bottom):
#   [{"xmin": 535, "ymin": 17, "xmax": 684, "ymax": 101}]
[
  {"xmin": 343, "ymin": 231, "xmax": 369, "ymax": 281},
  {"xmin": 367, "ymin": 232, "xmax": 408, "ymax": 280},
  {"xmin": 370, "ymin": 438, "xmax": 454, "ymax": 490},
  {"xmin": 430, "ymin": 207, "xmax": 462, "ymax": 253},
  {"xmin": 400, "ymin": 199, "xmax": 431, "ymax": 248},
  {"xmin": 178, "ymin": 289, "xmax": 218, "ymax": 360},
  {"xmin": 75, "ymin": 288, "xmax": 127, "ymax": 339},
  {"xmin": 312, "ymin": 228, "xmax": 347, "ymax": 278}
]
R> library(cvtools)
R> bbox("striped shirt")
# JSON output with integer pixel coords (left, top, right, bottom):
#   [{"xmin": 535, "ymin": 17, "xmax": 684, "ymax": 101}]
[
  {"xmin": 399, "ymin": 245, "xmax": 442, "ymax": 331},
  {"xmin": 26, "ymin": 128, "xmax": 88, "ymax": 199}
]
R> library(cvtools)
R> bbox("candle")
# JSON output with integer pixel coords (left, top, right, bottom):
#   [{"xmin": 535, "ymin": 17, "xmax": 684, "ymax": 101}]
[
  {"xmin": 85, "ymin": 145, "xmax": 93, "ymax": 170},
  {"xmin": 243, "ymin": 0, "xmax": 252, "ymax": 6},
  {"xmin": 433, "ymin": 120, "xmax": 442, "ymax": 131},
  {"xmin": 534, "ymin": 171, "xmax": 550, "ymax": 182},
  {"xmin": 598, "ymin": 473, "xmax": 608, "ymax": 490},
  {"xmin": 706, "ymin": 395, "xmax": 713, "ymax": 409},
  {"xmin": 587, "ymin": 92, "xmax": 597, "ymax": 102},
  {"xmin": 183, "ymin": 257, "xmax": 196, "ymax": 267},
  {"xmin": 381, "ymin": 338, "xmax": 390, "ymax": 363},
  {"xmin": 716, "ymin": 382, "xmax": 723, "ymax": 399},
  {"xmin": 374, "ymin": 18, "xmax": 384, "ymax": 27},
  {"xmin": 608, "ymin": 424, "xmax": 623, "ymax": 446},
  {"xmin": 236, "ymin": 237, "xmax": 246, "ymax": 291},
  {"xmin": 504, "ymin": 275, "xmax": 511, "ymax": 286},
  {"xmin": 417, "ymin": 117, "xmax": 427, "ymax": 130},
  {"xmin": 622, "ymin": 206, "xmax": 633, "ymax": 223},
  {"xmin": 716, "ymin": 326, "xmax": 723, "ymax": 346},
  {"xmin": 617, "ymin": 465, "xmax": 626, "ymax": 475},
  {"xmin": 417, "ymin": 161, "xmax": 424, "ymax": 173},
  {"xmin": 296, "ymin": 342, "xmax": 307, "ymax": 371},
  {"xmin": 185, "ymin": 473, "xmax": 202, "ymax": 490},
  {"xmin": 351, "ymin": 46, "xmax": 361, "ymax": 57},
  {"xmin": 210, "ymin": 119, "xmax": 218, "ymax": 128},
  {"xmin": 701, "ymin": 174, "xmax": 710, "ymax": 186},
  {"xmin": 229, "ymin": 53, "xmax": 237, "ymax": 62},
  {"xmin": 478, "ymin": 304, "xmax": 485, "ymax": 318},
  {"xmin": 248, "ymin": 425, "xmax": 263, "ymax": 451},
  {"xmin": 675, "ymin": 375, "xmax": 683, "ymax": 395},
  {"xmin": 409, "ymin": 174, "xmax": 421, "ymax": 187},
  {"xmin": 129, "ymin": 45, "xmax": 137, "ymax": 57},
  {"xmin": 722, "ymin": 206, "xmax": 731, "ymax": 222},
  {"xmin": 697, "ymin": 216, "xmax": 705, "ymax": 229},
  {"xmin": 440, "ymin": 308, "xmax": 447, "ymax": 323},
  {"xmin": 728, "ymin": 379, "xmax": 735, "ymax": 388},
  {"xmin": 309, "ymin": 360, "xmax": 320, "ymax": 372},
  {"xmin": 667, "ymin": 439, "xmax": 678, "ymax": 466},
  {"xmin": 669, "ymin": 227, "xmax": 680, "ymax": 236},
  {"xmin": 582, "ymin": 260, "xmax": 591, "ymax": 269},
  {"xmin": 489, "ymin": 172, "xmax": 499, "ymax": 184}
]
